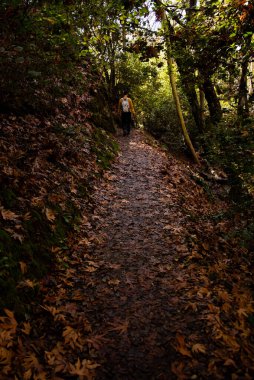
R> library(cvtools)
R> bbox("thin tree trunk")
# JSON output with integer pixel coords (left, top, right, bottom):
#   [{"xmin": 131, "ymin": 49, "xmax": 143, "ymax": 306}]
[
  {"xmin": 237, "ymin": 58, "xmax": 249, "ymax": 118},
  {"xmin": 176, "ymin": 63, "xmax": 204, "ymax": 132},
  {"xmin": 162, "ymin": 12, "xmax": 200, "ymax": 165},
  {"xmin": 248, "ymin": 61, "xmax": 253, "ymax": 97},
  {"xmin": 199, "ymin": 88, "xmax": 205, "ymax": 124},
  {"xmin": 122, "ymin": 21, "xmax": 127, "ymax": 51},
  {"xmin": 178, "ymin": 0, "xmax": 204, "ymax": 132},
  {"xmin": 184, "ymin": 81, "xmax": 204, "ymax": 132},
  {"xmin": 202, "ymin": 77, "xmax": 222, "ymax": 124}
]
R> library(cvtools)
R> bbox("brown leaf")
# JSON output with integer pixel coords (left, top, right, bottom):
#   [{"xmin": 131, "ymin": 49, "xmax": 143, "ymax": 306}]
[
  {"xmin": 191, "ymin": 343, "xmax": 206, "ymax": 354},
  {"xmin": 108, "ymin": 320, "xmax": 129, "ymax": 335},
  {"xmin": 108, "ymin": 279, "xmax": 120, "ymax": 286},
  {"xmin": 217, "ymin": 289, "xmax": 231, "ymax": 302},
  {"xmin": 171, "ymin": 361, "xmax": 187, "ymax": 380},
  {"xmin": 175, "ymin": 335, "xmax": 192, "ymax": 358},
  {"xmin": 17, "ymin": 279, "xmax": 37, "ymax": 289},
  {"xmin": 23, "ymin": 352, "xmax": 41, "ymax": 371},
  {"xmin": 42, "ymin": 305, "xmax": 60, "ymax": 316},
  {"xmin": 0, "ymin": 347, "xmax": 13, "ymax": 365},
  {"xmin": 237, "ymin": 308, "xmax": 249, "ymax": 318},
  {"xmin": 201, "ymin": 242, "xmax": 209, "ymax": 251},
  {"xmin": 224, "ymin": 358, "xmax": 237, "ymax": 367},
  {"xmin": 45, "ymin": 208, "xmax": 56, "ymax": 222},
  {"xmin": 0, "ymin": 309, "xmax": 18, "ymax": 333},
  {"xmin": 12, "ymin": 232, "xmax": 24, "ymax": 243},
  {"xmin": 108, "ymin": 263, "xmax": 121, "ymax": 269},
  {"xmin": 33, "ymin": 371, "xmax": 47, "ymax": 380},
  {"xmin": 45, "ymin": 342, "xmax": 66, "ymax": 372},
  {"xmin": 78, "ymin": 237, "xmax": 91, "ymax": 247},
  {"xmin": 84, "ymin": 266, "xmax": 98, "ymax": 272},
  {"xmin": 68, "ymin": 358, "xmax": 99, "ymax": 377},
  {"xmin": 23, "ymin": 368, "xmax": 32, "ymax": 380},
  {"xmin": 62, "ymin": 326, "xmax": 83, "ymax": 349},
  {"xmin": 21, "ymin": 322, "xmax": 31, "ymax": 336},
  {"xmin": 23, "ymin": 212, "xmax": 32, "ymax": 221},
  {"xmin": 222, "ymin": 334, "xmax": 240, "ymax": 351},
  {"xmin": 86, "ymin": 334, "xmax": 110, "ymax": 350},
  {"xmin": 0, "ymin": 208, "xmax": 19, "ymax": 221}
]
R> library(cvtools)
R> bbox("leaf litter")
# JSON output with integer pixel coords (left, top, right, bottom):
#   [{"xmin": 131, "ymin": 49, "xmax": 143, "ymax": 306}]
[{"xmin": 0, "ymin": 130, "xmax": 254, "ymax": 379}]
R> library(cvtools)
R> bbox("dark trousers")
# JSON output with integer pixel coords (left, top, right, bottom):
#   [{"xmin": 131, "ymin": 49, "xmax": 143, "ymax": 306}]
[{"xmin": 121, "ymin": 112, "xmax": 131, "ymax": 135}]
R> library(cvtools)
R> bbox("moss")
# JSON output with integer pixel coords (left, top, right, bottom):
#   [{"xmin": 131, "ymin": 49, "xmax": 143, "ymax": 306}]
[
  {"xmin": 0, "ymin": 121, "xmax": 118, "ymax": 315},
  {"xmin": 0, "ymin": 201, "xmax": 81, "ymax": 314},
  {"xmin": 91, "ymin": 128, "xmax": 119, "ymax": 170}
]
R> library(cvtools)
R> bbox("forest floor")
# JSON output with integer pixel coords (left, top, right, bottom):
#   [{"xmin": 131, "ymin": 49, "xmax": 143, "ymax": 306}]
[{"xmin": 1, "ymin": 129, "xmax": 254, "ymax": 380}]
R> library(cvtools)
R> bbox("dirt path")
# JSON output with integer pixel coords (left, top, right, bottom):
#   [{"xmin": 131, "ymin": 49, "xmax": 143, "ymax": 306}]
[
  {"xmin": 89, "ymin": 131, "xmax": 193, "ymax": 378},
  {"xmin": 83, "ymin": 131, "xmax": 222, "ymax": 379}
]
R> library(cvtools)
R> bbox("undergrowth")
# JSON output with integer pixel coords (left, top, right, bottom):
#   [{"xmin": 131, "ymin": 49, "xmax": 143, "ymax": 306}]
[{"xmin": 0, "ymin": 114, "xmax": 118, "ymax": 315}]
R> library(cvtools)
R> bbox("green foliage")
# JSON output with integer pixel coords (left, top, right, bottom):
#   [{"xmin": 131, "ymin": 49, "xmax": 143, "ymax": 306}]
[
  {"xmin": 0, "ymin": 204, "xmax": 73, "ymax": 314},
  {"xmin": 116, "ymin": 53, "xmax": 185, "ymax": 150},
  {"xmin": 0, "ymin": 1, "xmax": 86, "ymax": 113},
  {"xmin": 198, "ymin": 116, "xmax": 254, "ymax": 204},
  {"xmin": 92, "ymin": 128, "xmax": 119, "ymax": 170},
  {"xmin": 117, "ymin": 53, "xmax": 187, "ymax": 151}
]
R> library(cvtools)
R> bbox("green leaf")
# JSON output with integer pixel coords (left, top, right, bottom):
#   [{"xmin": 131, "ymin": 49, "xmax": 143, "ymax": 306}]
[
  {"xmin": 16, "ymin": 57, "xmax": 25, "ymax": 63},
  {"xmin": 28, "ymin": 70, "xmax": 42, "ymax": 77},
  {"xmin": 14, "ymin": 46, "xmax": 24, "ymax": 52}
]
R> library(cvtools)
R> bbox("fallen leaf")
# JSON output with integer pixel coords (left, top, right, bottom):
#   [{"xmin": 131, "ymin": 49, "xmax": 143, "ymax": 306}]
[
  {"xmin": 21, "ymin": 322, "xmax": 31, "ymax": 335},
  {"xmin": 68, "ymin": 357, "xmax": 99, "ymax": 377},
  {"xmin": 192, "ymin": 343, "xmax": 206, "ymax": 354},
  {"xmin": 108, "ymin": 279, "xmax": 120, "ymax": 285},
  {"xmin": 224, "ymin": 358, "xmax": 237, "ymax": 367},
  {"xmin": 12, "ymin": 232, "xmax": 24, "ymax": 243},
  {"xmin": 17, "ymin": 279, "xmax": 37, "ymax": 289},
  {"xmin": 45, "ymin": 208, "xmax": 56, "ymax": 222},
  {"xmin": 0, "ymin": 208, "xmax": 19, "ymax": 221},
  {"xmin": 171, "ymin": 361, "xmax": 187, "ymax": 380},
  {"xmin": 63, "ymin": 326, "xmax": 83, "ymax": 349},
  {"xmin": 84, "ymin": 266, "xmax": 98, "ymax": 273},
  {"xmin": 108, "ymin": 320, "xmax": 129, "ymax": 335},
  {"xmin": 23, "ymin": 352, "xmax": 41, "ymax": 371},
  {"xmin": 176, "ymin": 335, "xmax": 192, "ymax": 357},
  {"xmin": 86, "ymin": 334, "xmax": 110, "ymax": 350}
]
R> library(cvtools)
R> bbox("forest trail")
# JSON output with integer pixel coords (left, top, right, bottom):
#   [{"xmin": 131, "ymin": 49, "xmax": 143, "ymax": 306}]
[
  {"xmin": 71, "ymin": 129, "xmax": 240, "ymax": 380},
  {"xmin": 86, "ymin": 130, "xmax": 210, "ymax": 379},
  {"xmin": 3, "ymin": 130, "xmax": 253, "ymax": 380}
]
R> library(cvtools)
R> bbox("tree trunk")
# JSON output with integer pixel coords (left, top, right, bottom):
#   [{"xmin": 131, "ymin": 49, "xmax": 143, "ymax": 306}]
[
  {"xmin": 180, "ymin": 0, "xmax": 204, "ymax": 132},
  {"xmin": 109, "ymin": 53, "xmax": 116, "ymax": 98},
  {"xmin": 186, "ymin": 0, "xmax": 197, "ymax": 21},
  {"xmin": 122, "ymin": 21, "xmax": 127, "ymax": 51},
  {"xmin": 162, "ymin": 12, "xmax": 200, "ymax": 165},
  {"xmin": 199, "ymin": 88, "xmax": 205, "ymax": 124},
  {"xmin": 202, "ymin": 77, "xmax": 222, "ymax": 124},
  {"xmin": 176, "ymin": 63, "xmax": 205, "ymax": 132},
  {"xmin": 187, "ymin": 85, "xmax": 204, "ymax": 132},
  {"xmin": 237, "ymin": 58, "xmax": 249, "ymax": 118},
  {"xmin": 248, "ymin": 61, "xmax": 253, "ymax": 98}
]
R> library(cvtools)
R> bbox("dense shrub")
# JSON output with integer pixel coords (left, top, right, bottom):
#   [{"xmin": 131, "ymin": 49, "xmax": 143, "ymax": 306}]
[{"xmin": 0, "ymin": 2, "xmax": 84, "ymax": 114}]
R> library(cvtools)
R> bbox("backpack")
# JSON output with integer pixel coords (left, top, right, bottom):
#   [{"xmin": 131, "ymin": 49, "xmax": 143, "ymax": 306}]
[{"xmin": 122, "ymin": 98, "xmax": 130, "ymax": 112}]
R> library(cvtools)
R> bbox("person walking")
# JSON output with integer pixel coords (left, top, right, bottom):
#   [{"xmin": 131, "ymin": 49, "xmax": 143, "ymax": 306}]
[{"xmin": 118, "ymin": 91, "xmax": 135, "ymax": 136}]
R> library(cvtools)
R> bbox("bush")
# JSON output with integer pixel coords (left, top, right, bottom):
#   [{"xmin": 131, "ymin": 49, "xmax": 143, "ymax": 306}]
[{"xmin": 0, "ymin": 2, "xmax": 84, "ymax": 114}]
